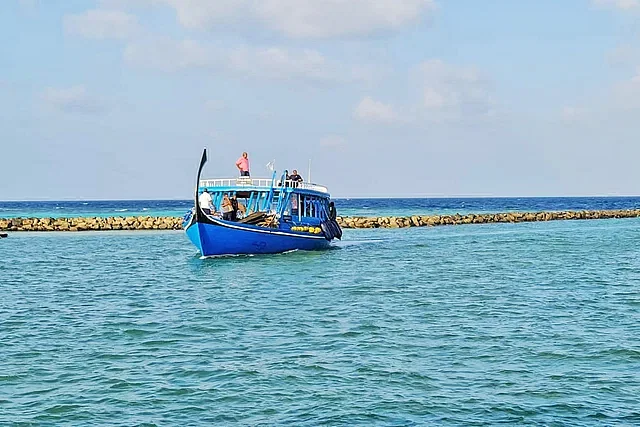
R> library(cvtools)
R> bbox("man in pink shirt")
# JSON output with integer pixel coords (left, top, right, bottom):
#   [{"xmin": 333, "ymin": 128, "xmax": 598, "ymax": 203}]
[{"xmin": 236, "ymin": 152, "xmax": 250, "ymax": 176}]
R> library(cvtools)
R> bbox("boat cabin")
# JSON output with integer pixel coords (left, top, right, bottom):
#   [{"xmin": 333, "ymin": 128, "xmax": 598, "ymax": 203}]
[{"xmin": 199, "ymin": 175, "xmax": 331, "ymax": 226}]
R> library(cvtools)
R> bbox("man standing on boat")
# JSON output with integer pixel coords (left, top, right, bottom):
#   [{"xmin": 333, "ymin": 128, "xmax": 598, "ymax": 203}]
[
  {"xmin": 236, "ymin": 152, "xmax": 250, "ymax": 176},
  {"xmin": 199, "ymin": 188, "xmax": 213, "ymax": 215},
  {"xmin": 288, "ymin": 169, "xmax": 303, "ymax": 182},
  {"xmin": 287, "ymin": 169, "xmax": 303, "ymax": 188}
]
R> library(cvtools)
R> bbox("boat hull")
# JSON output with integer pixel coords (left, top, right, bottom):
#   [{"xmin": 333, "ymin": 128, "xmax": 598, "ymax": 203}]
[{"xmin": 185, "ymin": 218, "xmax": 331, "ymax": 256}]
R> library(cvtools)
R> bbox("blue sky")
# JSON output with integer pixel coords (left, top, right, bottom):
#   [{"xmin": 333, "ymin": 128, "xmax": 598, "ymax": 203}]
[{"xmin": 1, "ymin": 0, "xmax": 640, "ymax": 200}]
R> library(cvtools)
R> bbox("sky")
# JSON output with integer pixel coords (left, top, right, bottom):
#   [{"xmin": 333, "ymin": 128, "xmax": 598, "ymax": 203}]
[{"xmin": 1, "ymin": 0, "xmax": 640, "ymax": 200}]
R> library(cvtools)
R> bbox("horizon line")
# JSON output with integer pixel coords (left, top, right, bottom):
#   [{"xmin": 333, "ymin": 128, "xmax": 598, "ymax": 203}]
[{"xmin": 3, "ymin": 194, "xmax": 640, "ymax": 203}]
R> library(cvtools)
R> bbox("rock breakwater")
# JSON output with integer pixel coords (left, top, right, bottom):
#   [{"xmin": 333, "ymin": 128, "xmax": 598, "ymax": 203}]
[
  {"xmin": 1, "ymin": 209, "xmax": 639, "ymax": 232},
  {"xmin": 0, "ymin": 216, "xmax": 183, "ymax": 232},
  {"xmin": 336, "ymin": 209, "xmax": 640, "ymax": 228}
]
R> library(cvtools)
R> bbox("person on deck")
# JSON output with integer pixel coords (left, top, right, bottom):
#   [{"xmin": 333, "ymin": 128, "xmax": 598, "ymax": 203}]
[
  {"xmin": 291, "ymin": 195, "xmax": 299, "ymax": 216},
  {"xmin": 231, "ymin": 194, "xmax": 247, "ymax": 221},
  {"xmin": 221, "ymin": 194, "xmax": 234, "ymax": 221},
  {"xmin": 236, "ymin": 152, "xmax": 250, "ymax": 177},
  {"xmin": 230, "ymin": 195, "xmax": 239, "ymax": 221},
  {"xmin": 287, "ymin": 169, "xmax": 303, "ymax": 188},
  {"xmin": 328, "ymin": 201, "xmax": 337, "ymax": 220},
  {"xmin": 288, "ymin": 170, "xmax": 303, "ymax": 182},
  {"xmin": 199, "ymin": 188, "xmax": 213, "ymax": 215}
]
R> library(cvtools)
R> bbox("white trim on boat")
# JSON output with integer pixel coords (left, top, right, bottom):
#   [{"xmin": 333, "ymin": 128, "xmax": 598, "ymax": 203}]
[{"xmin": 199, "ymin": 177, "xmax": 329, "ymax": 194}]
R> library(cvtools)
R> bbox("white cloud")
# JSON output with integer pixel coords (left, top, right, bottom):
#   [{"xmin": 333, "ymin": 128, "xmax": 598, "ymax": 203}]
[
  {"xmin": 124, "ymin": 38, "xmax": 370, "ymax": 83},
  {"xmin": 609, "ymin": 67, "xmax": 640, "ymax": 109},
  {"xmin": 255, "ymin": 0, "xmax": 436, "ymax": 38},
  {"xmin": 561, "ymin": 106, "xmax": 587, "ymax": 121},
  {"xmin": 116, "ymin": 0, "xmax": 436, "ymax": 38},
  {"xmin": 64, "ymin": 9, "xmax": 139, "ymax": 40},
  {"xmin": 204, "ymin": 100, "xmax": 225, "ymax": 111},
  {"xmin": 156, "ymin": 0, "xmax": 251, "ymax": 29},
  {"xmin": 42, "ymin": 85, "xmax": 106, "ymax": 114},
  {"xmin": 230, "ymin": 46, "xmax": 331, "ymax": 79},
  {"xmin": 592, "ymin": 0, "xmax": 639, "ymax": 10},
  {"xmin": 351, "ymin": 60, "xmax": 495, "ymax": 125},
  {"xmin": 229, "ymin": 46, "xmax": 364, "ymax": 82},
  {"xmin": 124, "ymin": 38, "xmax": 213, "ymax": 71},
  {"xmin": 99, "ymin": 0, "xmax": 158, "ymax": 9},
  {"xmin": 353, "ymin": 96, "xmax": 400, "ymax": 123},
  {"xmin": 18, "ymin": 0, "xmax": 37, "ymax": 10},
  {"xmin": 319, "ymin": 135, "xmax": 347, "ymax": 149},
  {"xmin": 414, "ymin": 59, "xmax": 494, "ymax": 119},
  {"xmin": 608, "ymin": 45, "xmax": 640, "ymax": 66},
  {"xmin": 560, "ymin": 67, "xmax": 640, "ymax": 119}
]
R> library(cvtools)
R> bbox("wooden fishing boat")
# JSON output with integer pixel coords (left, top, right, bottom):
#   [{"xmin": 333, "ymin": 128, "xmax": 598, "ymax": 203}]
[{"xmin": 183, "ymin": 149, "xmax": 341, "ymax": 256}]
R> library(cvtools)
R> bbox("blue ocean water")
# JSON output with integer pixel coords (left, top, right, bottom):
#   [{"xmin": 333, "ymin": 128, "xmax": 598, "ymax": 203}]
[
  {"xmin": 1, "ymin": 209, "xmax": 640, "ymax": 424},
  {"xmin": 2, "ymin": 196, "xmax": 640, "ymax": 219}
]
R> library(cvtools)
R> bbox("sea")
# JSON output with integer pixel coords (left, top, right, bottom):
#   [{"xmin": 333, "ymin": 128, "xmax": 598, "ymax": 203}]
[{"xmin": 2, "ymin": 197, "xmax": 640, "ymax": 425}]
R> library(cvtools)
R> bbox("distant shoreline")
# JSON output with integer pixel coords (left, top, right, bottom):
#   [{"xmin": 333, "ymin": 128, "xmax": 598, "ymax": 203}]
[{"xmin": 3, "ymin": 195, "xmax": 640, "ymax": 203}]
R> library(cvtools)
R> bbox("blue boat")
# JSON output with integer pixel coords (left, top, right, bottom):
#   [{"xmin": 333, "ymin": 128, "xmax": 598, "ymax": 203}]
[{"xmin": 183, "ymin": 149, "xmax": 342, "ymax": 257}]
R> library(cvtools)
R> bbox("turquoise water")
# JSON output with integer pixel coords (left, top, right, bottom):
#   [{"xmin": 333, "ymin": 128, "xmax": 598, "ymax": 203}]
[
  {"xmin": 3, "ymin": 197, "xmax": 640, "ymax": 219},
  {"xmin": 2, "ymin": 219, "xmax": 640, "ymax": 425}
]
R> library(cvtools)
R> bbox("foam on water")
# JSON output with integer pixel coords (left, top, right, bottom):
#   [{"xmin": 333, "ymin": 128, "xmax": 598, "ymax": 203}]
[
  {"xmin": 333, "ymin": 238, "xmax": 385, "ymax": 247},
  {"xmin": 199, "ymin": 253, "xmax": 256, "ymax": 259}
]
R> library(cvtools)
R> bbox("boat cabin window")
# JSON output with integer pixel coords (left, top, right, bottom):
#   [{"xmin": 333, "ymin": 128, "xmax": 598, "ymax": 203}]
[
  {"xmin": 283, "ymin": 193, "xmax": 297, "ymax": 216},
  {"xmin": 299, "ymin": 195, "xmax": 327, "ymax": 219},
  {"xmin": 217, "ymin": 190, "xmax": 272, "ymax": 214},
  {"xmin": 207, "ymin": 191, "xmax": 255, "ymax": 213}
]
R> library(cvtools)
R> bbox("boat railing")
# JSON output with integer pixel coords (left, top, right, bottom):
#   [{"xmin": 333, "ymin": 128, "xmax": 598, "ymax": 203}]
[{"xmin": 200, "ymin": 178, "xmax": 328, "ymax": 194}]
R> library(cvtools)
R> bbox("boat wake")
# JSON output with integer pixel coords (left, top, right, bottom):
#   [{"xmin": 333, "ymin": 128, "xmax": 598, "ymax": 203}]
[
  {"xmin": 199, "ymin": 249, "xmax": 301, "ymax": 260},
  {"xmin": 280, "ymin": 249, "xmax": 300, "ymax": 255},
  {"xmin": 200, "ymin": 253, "xmax": 255, "ymax": 260},
  {"xmin": 196, "ymin": 242, "xmax": 381, "ymax": 259},
  {"xmin": 333, "ymin": 239, "xmax": 384, "ymax": 247}
]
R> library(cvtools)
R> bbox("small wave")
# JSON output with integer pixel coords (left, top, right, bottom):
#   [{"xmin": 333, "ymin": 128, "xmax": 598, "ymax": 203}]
[
  {"xmin": 114, "ymin": 209, "xmax": 128, "ymax": 212},
  {"xmin": 142, "ymin": 208, "xmax": 149, "ymax": 211},
  {"xmin": 334, "ymin": 239, "xmax": 384, "ymax": 247},
  {"xmin": 200, "ymin": 253, "xmax": 255, "ymax": 259},
  {"xmin": 82, "ymin": 202, "xmax": 88, "ymax": 205},
  {"xmin": 55, "ymin": 206, "xmax": 63, "ymax": 209},
  {"xmin": 200, "ymin": 249, "xmax": 305, "ymax": 259}
]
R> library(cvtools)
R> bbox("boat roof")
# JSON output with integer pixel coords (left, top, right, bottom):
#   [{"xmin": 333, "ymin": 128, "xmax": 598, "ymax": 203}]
[{"xmin": 199, "ymin": 177, "xmax": 330, "ymax": 198}]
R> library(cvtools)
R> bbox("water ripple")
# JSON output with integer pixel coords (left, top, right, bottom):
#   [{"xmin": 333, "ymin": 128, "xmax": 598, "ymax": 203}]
[{"xmin": 1, "ymin": 221, "xmax": 640, "ymax": 424}]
